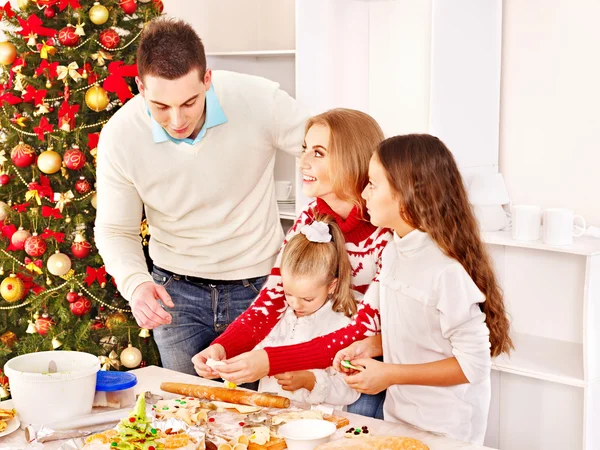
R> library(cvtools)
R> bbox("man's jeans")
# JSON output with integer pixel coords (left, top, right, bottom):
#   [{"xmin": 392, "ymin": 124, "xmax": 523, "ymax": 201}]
[{"xmin": 151, "ymin": 265, "xmax": 267, "ymax": 375}]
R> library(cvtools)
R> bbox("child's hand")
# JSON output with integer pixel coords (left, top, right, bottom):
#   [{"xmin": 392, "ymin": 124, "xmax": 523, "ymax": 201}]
[
  {"xmin": 215, "ymin": 349, "xmax": 270, "ymax": 384},
  {"xmin": 343, "ymin": 358, "xmax": 391, "ymax": 395},
  {"xmin": 192, "ymin": 344, "xmax": 226, "ymax": 379},
  {"xmin": 334, "ymin": 340, "xmax": 374, "ymax": 373},
  {"xmin": 275, "ymin": 371, "xmax": 316, "ymax": 392}
]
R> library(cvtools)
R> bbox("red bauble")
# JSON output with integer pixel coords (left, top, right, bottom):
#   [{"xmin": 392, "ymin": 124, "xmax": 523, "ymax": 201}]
[
  {"xmin": 44, "ymin": 6, "xmax": 56, "ymax": 18},
  {"xmin": 35, "ymin": 315, "xmax": 54, "ymax": 336},
  {"xmin": 120, "ymin": 0, "xmax": 137, "ymax": 14},
  {"xmin": 11, "ymin": 143, "xmax": 36, "ymax": 168},
  {"xmin": 91, "ymin": 317, "xmax": 105, "ymax": 330},
  {"xmin": 58, "ymin": 25, "xmax": 80, "ymax": 47},
  {"xmin": 152, "ymin": 0, "xmax": 163, "ymax": 12},
  {"xmin": 71, "ymin": 240, "xmax": 92, "ymax": 259},
  {"xmin": 75, "ymin": 177, "xmax": 91, "ymax": 194},
  {"xmin": 63, "ymin": 147, "xmax": 86, "ymax": 170},
  {"xmin": 66, "ymin": 291, "xmax": 79, "ymax": 303},
  {"xmin": 99, "ymin": 29, "xmax": 120, "ymax": 49},
  {"xmin": 0, "ymin": 174, "xmax": 10, "ymax": 186},
  {"xmin": 24, "ymin": 234, "xmax": 47, "ymax": 258},
  {"xmin": 69, "ymin": 296, "xmax": 92, "ymax": 316}
]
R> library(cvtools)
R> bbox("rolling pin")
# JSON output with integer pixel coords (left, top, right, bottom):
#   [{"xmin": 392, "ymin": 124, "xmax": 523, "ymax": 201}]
[{"xmin": 160, "ymin": 382, "xmax": 291, "ymax": 409}]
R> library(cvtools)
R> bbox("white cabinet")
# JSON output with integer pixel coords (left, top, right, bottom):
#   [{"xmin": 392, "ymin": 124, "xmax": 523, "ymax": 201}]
[{"xmin": 483, "ymin": 231, "xmax": 600, "ymax": 449}]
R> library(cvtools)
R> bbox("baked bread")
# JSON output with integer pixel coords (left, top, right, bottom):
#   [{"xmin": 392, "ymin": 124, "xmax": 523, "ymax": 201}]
[{"xmin": 316, "ymin": 436, "xmax": 429, "ymax": 450}]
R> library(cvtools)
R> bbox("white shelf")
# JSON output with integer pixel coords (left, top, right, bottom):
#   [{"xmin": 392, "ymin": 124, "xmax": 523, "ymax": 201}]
[
  {"xmin": 482, "ymin": 230, "xmax": 600, "ymax": 256},
  {"xmin": 278, "ymin": 202, "xmax": 296, "ymax": 221},
  {"xmin": 492, "ymin": 332, "xmax": 585, "ymax": 387},
  {"xmin": 206, "ymin": 50, "xmax": 295, "ymax": 57}
]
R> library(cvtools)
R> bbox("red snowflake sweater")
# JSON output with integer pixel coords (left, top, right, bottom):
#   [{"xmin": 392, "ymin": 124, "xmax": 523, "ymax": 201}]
[{"xmin": 212, "ymin": 198, "xmax": 391, "ymax": 375}]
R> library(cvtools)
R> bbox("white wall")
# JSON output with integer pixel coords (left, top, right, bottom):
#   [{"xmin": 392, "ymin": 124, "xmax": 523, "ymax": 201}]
[{"xmin": 499, "ymin": 0, "xmax": 600, "ymax": 227}]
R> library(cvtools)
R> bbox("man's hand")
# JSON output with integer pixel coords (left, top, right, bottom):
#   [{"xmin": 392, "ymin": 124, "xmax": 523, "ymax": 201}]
[
  {"xmin": 344, "ymin": 358, "xmax": 392, "ymax": 395},
  {"xmin": 274, "ymin": 371, "xmax": 316, "ymax": 392},
  {"xmin": 333, "ymin": 335, "xmax": 382, "ymax": 373},
  {"xmin": 214, "ymin": 349, "xmax": 270, "ymax": 384},
  {"xmin": 129, "ymin": 281, "xmax": 174, "ymax": 329},
  {"xmin": 192, "ymin": 344, "xmax": 226, "ymax": 379}
]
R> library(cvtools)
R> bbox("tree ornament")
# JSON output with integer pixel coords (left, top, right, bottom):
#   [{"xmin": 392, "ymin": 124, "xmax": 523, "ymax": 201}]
[
  {"xmin": 85, "ymin": 85, "xmax": 109, "ymax": 112},
  {"xmin": 66, "ymin": 290, "xmax": 79, "ymax": 303},
  {"xmin": 65, "ymin": 215, "xmax": 72, "ymax": 224},
  {"xmin": 72, "ymin": 234, "xmax": 92, "ymax": 259},
  {"xmin": 37, "ymin": 149, "xmax": 62, "ymax": 174},
  {"xmin": 152, "ymin": 0, "xmax": 163, "ymax": 12},
  {"xmin": 44, "ymin": 6, "xmax": 56, "ymax": 18},
  {"xmin": 75, "ymin": 176, "xmax": 91, "ymax": 194},
  {"xmin": 106, "ymin": 311, "xmax": 127, "ymax": 330},
  {"xmin": 0, "ymin": 42, "xmax": 17, "ymax": 66},
  {"xmin": 69, "ymin": 295, "xmax": 92, "ymax": 316},
  {"xmin": 24, "ymin": 233, "xmax": 47, "ymax": 257},
  {"xmin": 138, "ymin": 0, "xmax": 151, "ymax": 3},
  {"xmin": 99, "ymin": 350, "xmax": 120, "ymax": 370},
  {"xmin": 120, "ymin": 343, "xmax": 142, "ymax": 368},
  {"xmin": 138, "ymin": 328, "xmax": 151, "ymax": 338},
  {"xmin": 11, "ymin": 142, "xmax": 36, "ymax": 168},
  {"xmin": 0, "ymin": 201, "xmax": 9, "ymax": 221},
  {"xmin": 119, "ymin": 0, "xmax": 137, "ymax": 15},
  {"xmin": 1, "ymin": 274, "xmax": 25, "ymax": 303},
  {"xmin": 91, "ymin": 316, "xmax": 105, "ymax": 330},
  {"xmin": 89, "ymin": 2, "xmax": 109, "ymax": 25},
  {"xmin": 139, "ymin": 360, "xmax": 147, "ymax": 368},
  {"xmin": 0, "ymin": 331, "xmax": 18, "ymax": 348},
  {"xmin": 51, "ymin": 336, "xmax": 63, "ymax": 349},
  {"xmin": 0, "ymin": 174, "xmax": 10, "ymax": 186},
  {"xmin": 11, "ymin": 227, "xmax": 32, "ymax": 251},
  {"xmin": 33, "ymin": 312, "xmax": 40, "ymax": 320},
  {"xmin": 47, "ymin": 250, "xmax": 72, "ymax": 276},
  {"xmin": 63, "ymin": 146, "xmax": 86, "ymax": 170},
  {"xmin": 17, "ymin": 0, "xmax": 29, "ymax": 9},
  {"xmin": 99, "ymin": 28, "xmax": 120, "ymax": 49},
  {"xmin": 46, "ymin": 276, "xmax": 52, "ymax": 286},
  {"xmin": 58, "ymin": 26, "xmax": 80, "ymax": 47},
  {"xmin": 35, "ymin": 313, "xmax": 54, "ymax": 336},
  {"xmin": 45, "ymin": 80, "xmax": 52, "ymax": 89},
  {"xmin": 26, "ymin": 320, "xmax": 37, "ymax": 334},
  {"xmin": 91, "ymin": 192, "xmax": 98, "ymax": 209}
]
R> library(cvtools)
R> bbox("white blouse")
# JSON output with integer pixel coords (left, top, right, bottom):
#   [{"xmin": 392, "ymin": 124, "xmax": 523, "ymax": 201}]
[
  {"xmin": 379, "ymin": 230, "xmax": 492, "ymax": 445},
  {"xmin": 254, "ymin": 303, "xmax": 360, "ymax": 408}
]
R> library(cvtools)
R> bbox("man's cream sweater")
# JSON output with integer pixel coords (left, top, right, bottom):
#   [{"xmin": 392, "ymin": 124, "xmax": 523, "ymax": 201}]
[{"xmin": 94, "ymin": 70, "xmax": 309, "ymax": 300}]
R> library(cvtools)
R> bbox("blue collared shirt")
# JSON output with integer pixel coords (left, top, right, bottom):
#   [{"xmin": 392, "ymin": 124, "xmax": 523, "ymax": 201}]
[{"xmin": 149, "ymin": 84, "xmax": 228, "ymax": 145}]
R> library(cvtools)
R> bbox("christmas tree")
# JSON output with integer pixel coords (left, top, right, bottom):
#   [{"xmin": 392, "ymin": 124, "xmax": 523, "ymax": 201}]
[{"xmin": 0, "ymin": 0, "xmax": 163, "ymax": 394}]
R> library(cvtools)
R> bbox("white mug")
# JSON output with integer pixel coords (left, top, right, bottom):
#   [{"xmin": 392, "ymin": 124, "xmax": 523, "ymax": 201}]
[
  {"xmin": 512, "ymin": 205, "xmax": 542, "ymax": 241},
  {"xmin": 275, "ymin": 180, "xmax": 293, "ymax": 201},
  {"xmin": 542, "ymin": 208, "xmax": 586, "ymax": 246}
]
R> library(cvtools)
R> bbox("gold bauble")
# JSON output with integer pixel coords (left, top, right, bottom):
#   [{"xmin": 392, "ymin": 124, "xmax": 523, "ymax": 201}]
[
  {"xmin": 106, "ymin": 311, "xmax": 127, "ymax": 330},
  {"xmin": 1, "ymin": 274, "xmax": 25, "ymax": 303},
  {"xmin": 47, "ymin": 251, "xmax": 72, "ymax": 276},
  {"xmin": 85, "ymin": 85, "xmax": 110, "ymax": 112},
  {"xmin": 16, "ymin": 0, "xmax": 29, "ymax": 10},
  {"xmin": 120, "ymin": 343, "xmax": 142, "ymax": 369},
  {"xmin": 37, "ymin": 149, "xmax": 62, "ymax": 174},
  {"xmin": 89, "ymin": 2, "xmax": 109, "ymax": 25},
  {"xmin": 45, "ymin": 80, "xmax": 52, "ymax": 89},
  {"xmin": 0, "ymin": 42, "xmax": 17, "ymax": 66},
  {"xmin": 91, "ymin": 192, "xmax": 97, "ymax": 209}
]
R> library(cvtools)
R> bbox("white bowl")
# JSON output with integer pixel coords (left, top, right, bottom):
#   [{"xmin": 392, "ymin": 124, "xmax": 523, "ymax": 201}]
[
  {"xmin": 4, "ymin": 351, "xmax": 100, "ymax": 426},
  {"xmin": 278, "ymin": 419, "xmax": 337, "ymax": 450}
]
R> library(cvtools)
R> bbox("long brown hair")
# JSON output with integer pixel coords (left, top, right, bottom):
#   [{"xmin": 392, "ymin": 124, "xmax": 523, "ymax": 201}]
[
  {"xmin": 281, "ymin": 214, "xmax": 356, "ymax": 318},
  {"xmin": 305, "ymin": 109, "xmax": 384, "ymax": 213},
  {"xmin": 376, "ymin": 134, "xmax": 513, "ymax": 357}
]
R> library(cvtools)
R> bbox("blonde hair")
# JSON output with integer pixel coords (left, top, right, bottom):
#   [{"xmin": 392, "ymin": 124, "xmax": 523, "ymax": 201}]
[
  {"xmin": 281, "ymin": 214, "xmax": 356, "ymax": 318},
  {"xmin": 305, "ymin": 109, "xmax": 384, "ymax": 213}
]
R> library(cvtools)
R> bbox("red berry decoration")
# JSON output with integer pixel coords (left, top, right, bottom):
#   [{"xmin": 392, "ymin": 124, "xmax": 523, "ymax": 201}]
[
  {"xmin": 120, "ymin": 0, "xmax": 137, "ymax": 14},
  {"xmin": 44, "ymin": 6, "xmax": 56, "ymax": 18},
  {"xmin": 69, "ymin": 295, "xmax": 92, "ymax": 316},
  {"xmin": 0, "ymin": 174, "xmax": 10, "ymax": 186},
  {"xmin": 99, "ymin": 29, "xmax": 120, "ymax": 49},
  {"xmin": 11, "ymin": 143, "xmax": 36, "ymax": 168},
  {"xmin": 63, "ymin": 147, "xmax": 86, "ymax": 170},
  {"xmin": 24, "ymin": 234, "xmax": 47, "ymax": 258},
  {"xmin": 58, "ymin": 25, "xmax": 80, "ymax": 47},
  {"xmin": 71, "ymin": 239, "xmax": 92, "ymax": 259},
  {"xmin": 75, "ymin": 177, "xmax": 91, "ymax": 194},
  {"xmin": 35, "ymin": 314, "xmax": 55, "ymax": 336}
]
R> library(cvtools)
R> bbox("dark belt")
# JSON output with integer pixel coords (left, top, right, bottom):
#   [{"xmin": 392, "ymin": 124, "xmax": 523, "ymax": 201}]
[{"xmin": 153, "ymin": 265, "xmax": 263, "ymax": 286}]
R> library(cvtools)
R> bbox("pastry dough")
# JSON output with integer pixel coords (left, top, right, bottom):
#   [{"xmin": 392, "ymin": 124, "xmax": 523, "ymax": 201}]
[
  {"xmin": 316, "ymin": 436, "xmax": 429, "ymax": 450},
  {"xmin": 210, "ymin": 401, "xmax": 262, "ymax": 414}
]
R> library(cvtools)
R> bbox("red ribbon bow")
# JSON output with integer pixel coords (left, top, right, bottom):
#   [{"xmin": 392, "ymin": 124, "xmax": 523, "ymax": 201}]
[
  {"xmin": 23, "ymin": 85, "xmax": 48, "ymax": 106},
  {"xmin": 17, "ymin": 14, "xmax": 58, "ymax": 40},
  {"xmin": 17, "ymin": 272, "xmax": 44, "ymax": 295},
  {"xmin": 41, "ymin": 206, "xmax": 63, "ymax": 219},
  {"xmin": 85, "ymin": 266, "xmax": 107, "ymax": 287},
  {"xmin": 57, "ymin": 0, "xmax": 81, "ymax": 11},
  {"xmin": 103, "ymin": 62, "xmax": 138, "ymax": 103},
  {"xmin": 78, "ymin": 62, "xmax": 98, "ymax": 85},
  {"xmin": 87, "ymin": 133, "xmax": 100, "ymax": 151},
  {"xmin": 34, "ymin": 116, "xmax": 53, "ymax": 141},
  {"xmin": 24, "ymin": 257, "xmax": 43, "ymax": 268},
  {"xmin": 41, "ymin": 227, "xmax": 65, "ymax": 243},
  {"xmin": 11, "ymin": 202, "xmax": 29, "ymax": 213},
  {"xmin": 2, "ymin": 224, "xmax": 18, "ymax": 252},
  {"xmin": 35, "ymin": 60, "xmax": 59, "ymax": 80},
  {"xmin": 0, "ymin": 2, "xmax": 15, "ymax": 20},
  {"xmin": 0, "ymin": 91, "xmax": 23, "ymax": 106},
  {"xmin": 58, "ymin": 100, "xmax": 79, "ymax": 130},
  {"xmin": 28, "ymin": 175, "xmax": 54, "ymax": 200}
]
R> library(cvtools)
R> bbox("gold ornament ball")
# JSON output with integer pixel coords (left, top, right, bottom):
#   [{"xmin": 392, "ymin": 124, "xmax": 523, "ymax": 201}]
[
  {"xmin": 91, "ymin": 192, "xmax": 98, "ymax": 209},
  {"xmin": 0, "ymin": 42, "xmax": 17, "ymax": 66},
  {"xmin": 37, "ymin": 149, "xmax": 62, "ymax": 174},
  {"xmin": 89, "ymin": 2, "xmax": 109, "ymax": 25},
  {"xmin": 1, "ymin": 274, "xmax": 25, "ymax": 303},
  {"xmin": 16, "ymin": 0, "xmax": 29, "ymax": 10},
  {"xmin": 106, "ymin": 311, "xmax": 128, "ymax": 330},
  {"xmin": 120, "ymin": 343, "xmax": 142, "ymax": 369},
  {"xmin": 45, "ymin": 80, "xmax": 52, "ymax": 89},
  {"xmin": 47, "ymin": 251, "xmax": 72, "ymax": 276},
  {"xmin": 85, "ymin": 85, "xmax": 110, "ymax": 112}
]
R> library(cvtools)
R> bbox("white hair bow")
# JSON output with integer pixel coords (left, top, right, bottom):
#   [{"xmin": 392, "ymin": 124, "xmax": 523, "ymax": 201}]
[{"xmin": 300, "ymin": 221, "xmax": 332, "ymax": 243}]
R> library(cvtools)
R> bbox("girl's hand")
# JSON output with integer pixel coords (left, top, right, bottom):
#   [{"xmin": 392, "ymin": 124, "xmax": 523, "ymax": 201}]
[
  {"xmin": 214, "ymin": 349, "xmax": 270, "ymax": 384},
  {"xmin": 333, "ymin": 336, "xmax": 381, "ymax": 373},
  {"xmin": 192, "ymin": 344, "xmax": 226, "ymax": 379},
  {"xmin": 274, "ymin": 371, "xmax": 316, "ymax": 392},
  {"xmin": 343, "ymin": 358, "xmax": 392, "ymax": 395}
]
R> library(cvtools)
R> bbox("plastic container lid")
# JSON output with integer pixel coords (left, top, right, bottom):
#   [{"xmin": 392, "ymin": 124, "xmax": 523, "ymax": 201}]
[{"xmin": 95, "ymin": 371, "xmax": 137, "ymax": 392}]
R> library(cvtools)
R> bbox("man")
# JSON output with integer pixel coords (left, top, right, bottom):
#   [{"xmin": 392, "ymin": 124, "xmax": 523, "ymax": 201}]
[{"xmin": 94, "ymin": 18, "xmax": 309, "ymax": 375}]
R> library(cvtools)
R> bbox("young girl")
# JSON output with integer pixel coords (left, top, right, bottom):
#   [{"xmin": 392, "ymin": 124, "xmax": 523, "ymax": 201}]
[
  {"xmin": 250, "ymin": 217, "xmax": 359, "ymax": 407},
  {"xmin": 336, "ymin": 134, "xmax": 513, "ymax": 444}
]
